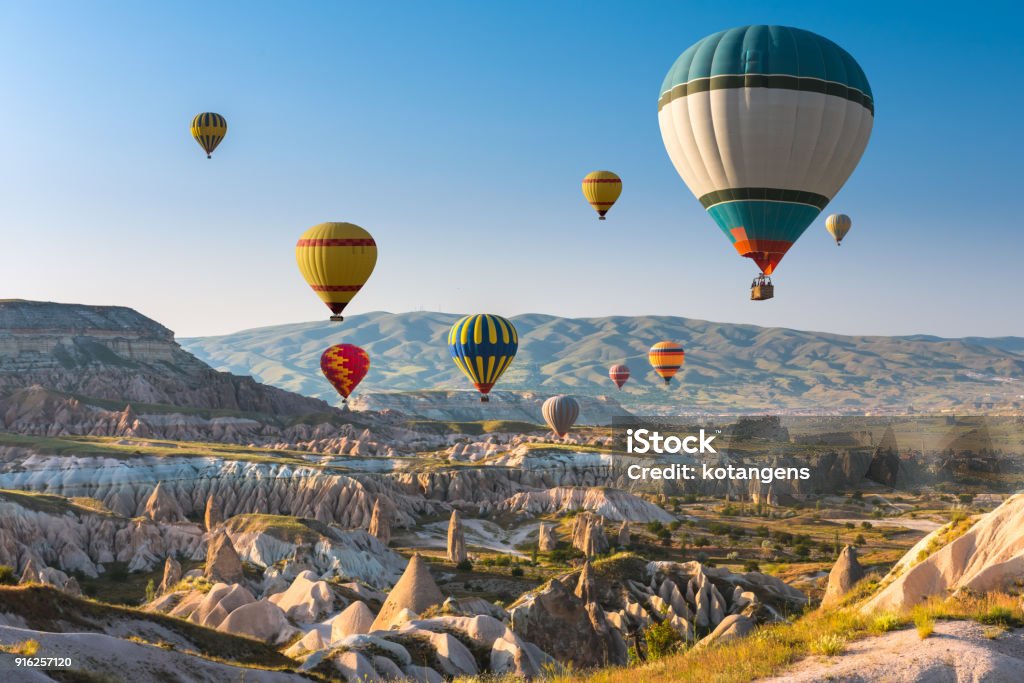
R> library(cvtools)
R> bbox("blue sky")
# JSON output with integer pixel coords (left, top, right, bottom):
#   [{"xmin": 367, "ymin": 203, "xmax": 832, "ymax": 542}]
[{"xmin": 1, "ymin": 1, "xmax": 1021, "ymax": 338}]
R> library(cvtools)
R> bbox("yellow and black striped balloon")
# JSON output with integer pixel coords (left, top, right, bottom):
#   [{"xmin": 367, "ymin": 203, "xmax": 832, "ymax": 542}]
[{"xmin": 191, "ymin": 112, "xmax": 227, "ymax": 158}]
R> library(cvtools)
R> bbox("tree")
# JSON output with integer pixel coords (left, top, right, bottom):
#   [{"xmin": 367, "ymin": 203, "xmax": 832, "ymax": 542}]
[
  {"xmin": 0, "ymin": 565, "xmax": 16, "ymax": 585},
  {"xmin": 145, "ymin": 578, "xmax": 156, "ymax": 603},
  {"xmin": 643, "ymin": 620, "xmax": 682, "ymax": 660}
]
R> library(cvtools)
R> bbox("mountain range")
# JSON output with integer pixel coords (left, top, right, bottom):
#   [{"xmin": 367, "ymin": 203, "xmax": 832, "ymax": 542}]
[{"xmin": 182, "ymin": 311, "xmax": 1024, "ymax": 414}]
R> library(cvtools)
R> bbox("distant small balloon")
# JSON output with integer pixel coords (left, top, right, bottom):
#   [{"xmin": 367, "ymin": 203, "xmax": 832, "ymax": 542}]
[
  {"xmin": 191, "ymin": 112, "xmax": 227, "ymax": 158},
  {"xmin": 648, "ymin": 341, "xmax": 685, "ymax": 385},
  {"xmin": 581, "ymin": 171, "xmax": 622, "ymax": 220},
  {"xmin": 542, "ymin": 395, "xmax": 580, "ymax": 437},
  {"xmin": 825, "ymin": 214, "xmax": 853, "ymax": 246},
  {"xmin": 609, "ymin": 364, "xmax": 631, "ymax": 389}
]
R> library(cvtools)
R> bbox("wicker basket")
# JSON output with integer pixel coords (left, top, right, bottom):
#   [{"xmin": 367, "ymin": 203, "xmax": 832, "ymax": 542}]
[{"xmin": 751, "ymin": 284, "xmax": 775, "ymax": 301}]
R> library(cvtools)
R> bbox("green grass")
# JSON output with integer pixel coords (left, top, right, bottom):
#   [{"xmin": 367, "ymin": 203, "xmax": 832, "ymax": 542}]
[
  {"xmin": 225, "ymin": 513, "xmax": 332, "ymax": 543},
  {"xmin": 406, "ymin": 419, "xmax": 544, "ymax": 435}
]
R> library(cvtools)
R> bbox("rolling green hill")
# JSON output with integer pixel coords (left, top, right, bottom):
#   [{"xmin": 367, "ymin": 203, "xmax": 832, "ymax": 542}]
[{"xmin": 181, "ymin": 312, "xmax": 1024, "ymax": 413}]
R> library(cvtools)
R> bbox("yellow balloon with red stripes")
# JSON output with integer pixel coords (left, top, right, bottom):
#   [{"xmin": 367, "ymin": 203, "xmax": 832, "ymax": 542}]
[
  {"xmin": 581, "ymin": 170, "xmax": 622, "ymax": 220},
  {"xmin": 295, "ymin": 222, "xmax": 378, "ymax": 322}
]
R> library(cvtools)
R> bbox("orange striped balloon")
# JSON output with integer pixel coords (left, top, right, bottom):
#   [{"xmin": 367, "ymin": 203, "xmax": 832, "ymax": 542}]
[{"xmin": 648, "ymin": 341, "xmax": 684, "ymax": 385}]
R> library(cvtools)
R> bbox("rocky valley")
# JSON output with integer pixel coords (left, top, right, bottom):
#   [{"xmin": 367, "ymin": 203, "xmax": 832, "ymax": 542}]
[{"xmin": 0, "ymin": 300, "xmax": 1022, "ymax": 682}]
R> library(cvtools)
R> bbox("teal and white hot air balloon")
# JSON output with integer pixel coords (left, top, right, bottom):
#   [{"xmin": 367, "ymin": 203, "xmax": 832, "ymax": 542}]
[{"xmin": 657, "ymin": 26, "xmax": 873, "ymax": 295}]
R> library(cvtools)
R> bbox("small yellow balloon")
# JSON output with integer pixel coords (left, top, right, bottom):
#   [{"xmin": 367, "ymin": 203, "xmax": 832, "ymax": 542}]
[
  {"xmin": 191, "ymin": 112, "xmax": 227, "ymax": 158},
  {"xmin": 825, "ymin": 214, "xmax": 853, "ymax": 246},
  {"xmin": 581, "ymin": 170, "xmax": 622, "ymax": 219}
]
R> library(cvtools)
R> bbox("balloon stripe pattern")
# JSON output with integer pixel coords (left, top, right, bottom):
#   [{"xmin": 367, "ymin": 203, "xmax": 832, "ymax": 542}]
[
  {"xmin": 448, "ymin": 314, "xmax": 518, "ymax": 399},
  {"xmin": 542, "ymin": 395, "xmax": 580, "ymax": 438},
  {"xmin": 609, "ymin": 364, "xmax": 631, "ymax": 389},
  {"xmin": 649, "ymin": 341, "xmax": 685, "ymax": 385},
  {"xmin": 658, "ymin": 26, "xmax": 874, "ymax": 275},
  {"xmin": 825, "ymin": 213, "xmax": 852, "ymax": 245},
  {"xmin": 190, "ymin": 112, "xmax": 227, "ymax": 158},
  {"xmin": 320, "ymin": 344, "xmax": 370, "ymax": 402},
  {"xmin": 581, "ymin": 171, "xmax": 622, "ymax": 219},
  {"xmin": 295, "ymin": 223, "xmax": 378, "ymax": 318}
]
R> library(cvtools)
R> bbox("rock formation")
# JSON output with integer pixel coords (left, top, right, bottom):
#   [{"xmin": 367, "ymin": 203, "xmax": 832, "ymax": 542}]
[
  {"xmin": 575, "ymin": 561, "xmax": 596, "ymax": 604},
  {"xmin": 330, "ymin": 601, "xmax": 376, "ymax": 642},
  {"xmin": 368, "ymin": 498, "xmax": 390, "ymax": 546},
  {"xmin": 158, "ymin": 556, "xmax": 182, "ymax": 595},
  {"xmin": 617, "ymin": 521, "xmax": 631, "ymax": 547},
  {"xmin": 502, "ymin": 487, "xmax": 674, "ymax": 523},
  {"xmin": 821, "ymin": 546, "xmax": 865, "ymax": 609},
  {"xmin": 206, "ymin": 531, "xmax": 244, "ymax": 584},
  {"xmin": 538, "ymin": 523, "xmax": 557, "ymax": 552},
  {"xmin": 204, "ymin": 494, "xmax": 223, "ymax": 531},
  {"xmin": 572, "ymin": 512, "xmax": 609, "ymax": 557},
  {"xmin": 863, "ymin": 494, "xmax": 1024, "ymax": 614},
  {"xmin": 447, "ymin": 510, "xmax": 467, "ymax": 564},
  {"xmin": 370, "ymin": 554, "xmax": 444, "ymax": 631},
  {"xmin": 143, "ymin": 482, "xmax": 185, "ymax": 523}
]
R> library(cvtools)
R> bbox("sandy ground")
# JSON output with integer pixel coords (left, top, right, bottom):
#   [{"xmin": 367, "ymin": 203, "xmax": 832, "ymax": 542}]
[
  {"xmin": 761, "ymin": 621, "xmax": 1024, "ymax": 683},
  {"xmin": 408, "ymin": 518, "xmax": 532, "ymax": 557},
  {"xmin": 0, "ymin": 625, "xmax": 307, "ymax": 682},
  {"xmin": 830, "ymin": 518, "xmax": 942, "ymax": 533}
]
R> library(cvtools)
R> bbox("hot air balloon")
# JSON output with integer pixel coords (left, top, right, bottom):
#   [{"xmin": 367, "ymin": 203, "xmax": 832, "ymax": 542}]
[
  {"xmin": 448, "ymin": 314, "xmax": 518, "ymax": 403},
  {"xmin": 825, "ymin": 214, "xmax": 853, "ymax": 246},
  {"xmin": 542, "ymin": 395, "xmax": 580, "ymax": 438},
  {"xmin": 657, "ymin": 26, "xmax": 874, "ymax": 300},
  {"xmin": 609, "ymin": 364, "xmax": 631, "ymax": 389},
  {"xmin": 581, "ymin": 171, "xmax": 622, "ymax": 220},
  {"xmin": 320, "ymin": 344, "xmax": 370, "ymax": 403},
  {"xmin": 649, "ymin": 341, "xmax": 684, "ymax": 385},
  {"xmin": 296, "ymin": 222, "xmax": 378, "ymax": 321},
  {"xmin": 191, "ymin": 112, "xmax": 227, "ymax": 158}
]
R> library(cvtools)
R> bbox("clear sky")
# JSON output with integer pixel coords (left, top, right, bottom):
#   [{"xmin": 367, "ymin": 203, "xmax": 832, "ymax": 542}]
[{"xmin": 1, "ymin": 1, "xmax": 1022, "ymax": 339}]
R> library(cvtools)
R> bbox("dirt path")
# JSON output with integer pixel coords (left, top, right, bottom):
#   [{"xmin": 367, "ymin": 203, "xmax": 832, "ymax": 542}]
[{"xmin": 760, "ymin": 620, "xmax": 1024, "ymax": 682}]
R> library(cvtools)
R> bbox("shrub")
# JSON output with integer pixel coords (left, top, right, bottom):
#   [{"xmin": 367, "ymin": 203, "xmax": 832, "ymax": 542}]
[
  {"xmin": 643, "ymin": 620, "xmax": 682, "ymax": 660},
  {"xmin": 854, "ymin": 534, "xmax": 867, "ymax": 546},
  {"xmin": 0, "ymin": 565, "xmax": 17, "ymax": 585},
  {"xmin": 510, "ymin": 566, "xmax": 524, "ymax": 577},
  {"xmin": 914, "ymin": 612, "xmax": 934, "ymax": 639},
  {"xmin": 743, "ymin": 560, "xmax": 761, "ymax": 573},
  {"xmin": 870, "ymin": 612, "xmax": 902, "ymax": 633},
  {"xmin": 810, "ymin": 633, "xmax": 845, "ymax": 656},
  {"xmin": 979, "ymin": 606, "xmax": 1016, "ymax": 627},
  {"xmin": 860, "ymin": 521, "xmax": 873, "ymax": 529},
  {"xmin": 456, "ymin": 559, "xmax": 473, "ymax": 571}
]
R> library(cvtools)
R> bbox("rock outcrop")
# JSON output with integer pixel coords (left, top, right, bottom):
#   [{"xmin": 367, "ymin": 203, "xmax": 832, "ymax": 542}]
[
  {"xmin": 538, "ymin": 523, "xmax": 557, "ymax": 552},
  {"xmin": 572, "ymin": 512, "xmax": 609, "ymax": 557},
  {"xmin": 617, "ymin": 521, "xmax": 631, "ymax": 547},
  {"xmin": 143, "ymin": 483, "xmax": 185, "ymax": 523},
  {"xmin": 863, "ymin": 494, "xmax": 1024, "ymax": 614},
  {"xmin": 368, "ymin": 498, "xmax": 390, "ymax": 546},
  {"xmin": 158, "ymin": 556, "xmax": 182, "ymax": 595},
  {"xmin": 204, "ymin": 495, "xmax": 223, "ymax": 531},
  {"xmin": 821, "ymin": 546, "xmax": 865, "ymax": 609},
  {"xmin": 206, "ymin": 531, "xmax": 244, "ymax": 584},
  {"xmin": 370, "ymin": 555, "xmax": 444, "ymax": 631},
  {"xmin": 447, "ymin": 510, "xmax": 467, "ymax": 564},
  {"xmin": 503, "ymin": 487, "xmax": 674, "ymax": 523}
]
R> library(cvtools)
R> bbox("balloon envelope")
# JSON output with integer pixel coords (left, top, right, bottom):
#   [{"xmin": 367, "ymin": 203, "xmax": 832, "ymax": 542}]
[
  {"xmin": 542, "ymin": 395, "xmax": 580, "ymax": 437},
  {"xmin": 448, "ymin": 314, "xmax": 518, "ymax": 402},
  {"xmin": 191, "ymin": 112, "xmax": 227, "ymax": 158},
  {"xmin": 825, "ymin": 214, "xmax": 852, "ymax": 245},
  {"xmin": 649, "ymin": 341, "xmax": 685, "ymax": 385},
  {"xmin": 320, "ymin": 344, "xmax": 370, "ymax": 402},
  {"xmin": 581, "ymin": 171, "xmax": 622, "ymax": 219},
  {"xmin": 296, "ymin": 222, "xmax": 378, "ymax": 320},
  {"xmin": 609, "ymin": 364, "xmax": 631, "ymax": 389},
  {"xmin": 658, "ymin": 26, "xmax": 873, "ymax": 275}
]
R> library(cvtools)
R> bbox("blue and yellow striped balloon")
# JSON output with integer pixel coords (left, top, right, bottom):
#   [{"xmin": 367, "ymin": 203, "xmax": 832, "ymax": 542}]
[
  {"xmin": 448, "ymin": 314, "xmax": 518, "ymax": 403},
  {"xmin": 191, "ymin": 112, "xmax": 227, "ymax": 158}
]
